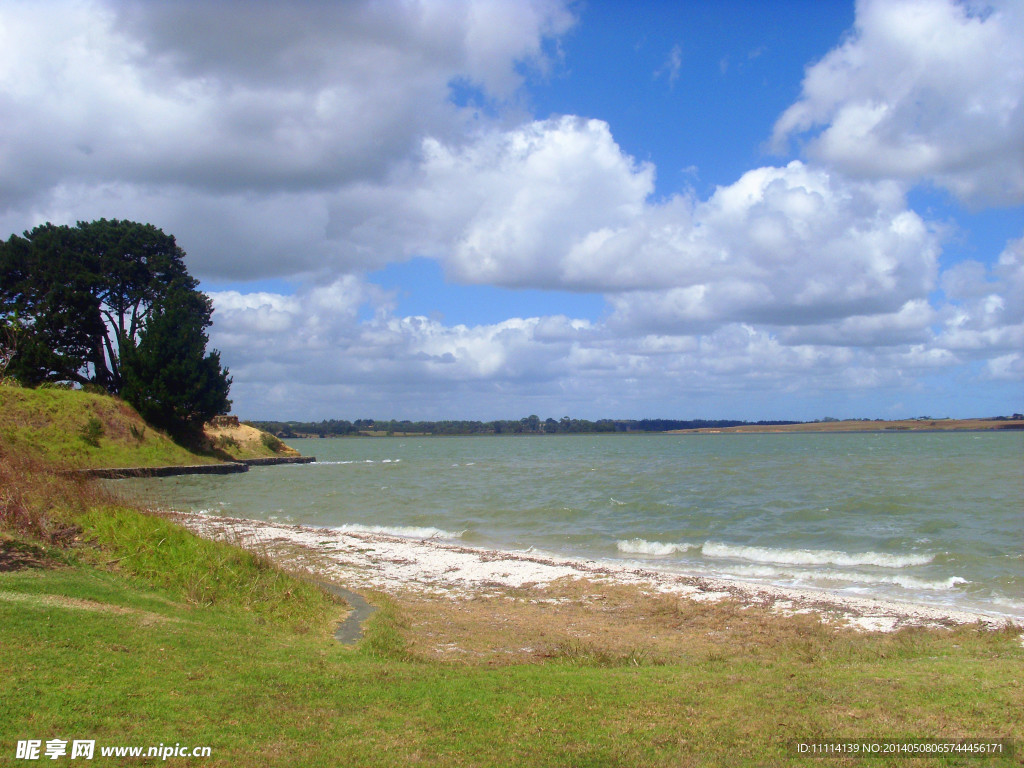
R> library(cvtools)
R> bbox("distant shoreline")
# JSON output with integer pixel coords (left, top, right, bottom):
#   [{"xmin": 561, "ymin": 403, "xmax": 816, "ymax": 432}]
[
  {"xmin": 251, "ymin": 416, "xmax": 1024, "ymax": 439},
  {"xmin": 666, "ymin": 418, "xmax": 1024, "ymax": 435}
]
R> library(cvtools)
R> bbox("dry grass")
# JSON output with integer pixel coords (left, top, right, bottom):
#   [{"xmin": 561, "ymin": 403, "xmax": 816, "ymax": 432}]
[
  {"xmin": 0, "ymin": 444, "xmax": 106, "ymax": 543},
  {"xmin": 383, "ymin": 577, "xmax": 845, "ymax": 666}
]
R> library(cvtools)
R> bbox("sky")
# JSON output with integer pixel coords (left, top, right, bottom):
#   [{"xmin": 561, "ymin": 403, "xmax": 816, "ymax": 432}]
[{"xmin": 1, "ymin": 0, "xmax": 1022, "ymax": 422}]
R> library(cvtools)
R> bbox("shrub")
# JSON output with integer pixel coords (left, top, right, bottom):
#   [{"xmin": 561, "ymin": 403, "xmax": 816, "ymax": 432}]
[
  {"xmin": 79, "ymin": 417, "xmax": 104, "ymax": 447},
  {"xmin": 260, "ymin": 432, "xmax": 285, "ymax": 453},
  {"xmin": 81, "ymin": 382, "xmax": 109, "ymax": 396}
]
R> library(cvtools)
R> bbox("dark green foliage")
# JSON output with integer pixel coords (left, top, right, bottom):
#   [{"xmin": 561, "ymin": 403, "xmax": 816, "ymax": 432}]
[
  {"xmin": 79, "ymin": 417, "xmax": 104, "ymax": 447},
  {"xmin": 0, "ymin": 224, "xmax": 105, "ymax": 387},
  {"xmin": 0, "ymin": 219, "xmax": 195, "ymax": 392},
  {"xmin": 1, "ymin": 219, "xmax": 231, "ymax": 439},
  {"xmin": 259, "ymin": 432, "xmax": 285, "ymax": 452},
  {"xmin": 120, "ymin": 289, "xmax": 231, "ymax": 441}
]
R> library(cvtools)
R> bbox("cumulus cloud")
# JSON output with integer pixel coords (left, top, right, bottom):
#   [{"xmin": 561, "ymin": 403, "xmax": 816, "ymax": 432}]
[
  {"xmin": 771, "ymin": 0, "xmax": 1024, "ymax": 206},
  {"xmin": 572, "ymin": 161, "xmax": 937, "ymax": 328},
  {"xmin": 935, "ymin": 235, "xmax": 1024, "ymax": 357},
  {"xmin": 326, "ymin": 125, "xmax": 940, "ymax": 327},
  {"xmin": 207, "ymin": 259, "xmax": 1020, "ymax": 420},
  {"xmin": 0, "ymin": 0, "xmax": 575, "ymax": 249}
]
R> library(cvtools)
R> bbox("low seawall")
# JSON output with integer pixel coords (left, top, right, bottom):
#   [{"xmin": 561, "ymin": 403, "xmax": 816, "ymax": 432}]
[
  {"xmin": 69, "ymin": 463, "xmax": 248, "ymax": 479},
  {"xmin": 237, "ymin": 456, "xmax": 317, "ymax": 466},
  {"xmin": 68, "ymin": 455, "xmax": 316, "ymax": 479}
]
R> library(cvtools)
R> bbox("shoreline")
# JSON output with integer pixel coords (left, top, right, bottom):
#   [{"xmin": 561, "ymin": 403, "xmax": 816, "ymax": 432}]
[{"xmin": 169, "ymin": 511, "xmax": 1022, "ymax": 634}]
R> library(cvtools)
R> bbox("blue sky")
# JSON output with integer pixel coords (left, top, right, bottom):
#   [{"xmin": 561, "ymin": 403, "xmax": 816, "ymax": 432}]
[{"xmin": 1, "ymin": 0, "xmax": 1022, "ymax": 421}]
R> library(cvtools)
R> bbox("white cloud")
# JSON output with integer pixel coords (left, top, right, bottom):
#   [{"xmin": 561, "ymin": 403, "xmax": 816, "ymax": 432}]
[
  {"xmin": 655, "ymin": 44, "xmax": 683, "ymax": 87},
  {"xmin": 772, "ymin": 0, "xmax": 1024, "ymax": 206},
  {"xmin": 985, "ymin": 353, "xmax": 1024, "ymax": 380},
  {"xmin": 206, "ymin": 274, "xmax": 1018, "ymax": 420},
  {"xmin": 0, "ymin": 0, "xmax": 575, "ymax": 209},
  {"xmin": 779, "ymin": 299, "xmax": 935, "ymax": 347},
  {"xmin": 934, "ymin": 235, "xmax": 1024, "ymax": 360},
  {"xmin": 333, "ymin": 125, "xmax": 939, "ymax": 327},
  {"xmin": 0, "ymin": 0, "xmax": 578, "ymax": 279},
  {"xmin": 423, "ymin": 117, "xmax": 656, "ymax": 287},
  {"xmin": 586, "ymin": 162, "xmax": 940, "ymax": 328}
]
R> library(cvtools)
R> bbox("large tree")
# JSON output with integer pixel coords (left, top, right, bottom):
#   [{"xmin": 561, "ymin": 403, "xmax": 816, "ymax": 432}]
[
  {"xmin": 0, "ymin": 219, "xmax": 198, "ymax": 392},
  {"xmin": 0, "ymin": 219, "xmax": 231, "ymax": 437},
  {"xmin": 120, "ymin": 288, "xmax": 231, "ymax": 440}
]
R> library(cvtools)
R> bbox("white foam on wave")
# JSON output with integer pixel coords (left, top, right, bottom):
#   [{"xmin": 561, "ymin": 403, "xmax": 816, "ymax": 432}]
[
  {"xmin": 992, "ymin": 596, "xmax": 1024, "ymax": 612},
  {"xmin": 314, "ymin": 458, "xmax": 403, "ymax": 465},
  {"xmin": 701, "ymin": 541, "xmax": 934, "ymax": 569},
  {"xmin": 719, "ymin": 563, "xmax": 967, "ymax": 591},
  {"xmin": 617, "ymin": 538, "xmax": 696, "ymax": 556},
  {"xmin": 332, "ymin": 523, "xmax": 464, "ymax": 540},
  {"xmin": 316, "ymin": 459, "xmax": 402, "ymax": 465}
]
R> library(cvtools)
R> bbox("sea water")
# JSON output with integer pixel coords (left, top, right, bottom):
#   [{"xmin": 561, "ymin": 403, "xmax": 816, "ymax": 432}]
[{"xmin": 116, "ymin": 432, "xmax": 1024, "ymax": 619}]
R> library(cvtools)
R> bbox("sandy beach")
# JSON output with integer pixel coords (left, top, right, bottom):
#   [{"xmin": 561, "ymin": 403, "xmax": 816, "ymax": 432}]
[{"xmin": 169, "ymin": 511, "xmax": 1022, "ymax": 635}]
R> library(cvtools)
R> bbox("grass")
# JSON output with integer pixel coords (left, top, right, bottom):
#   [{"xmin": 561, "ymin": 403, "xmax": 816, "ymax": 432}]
[
  {"xmin": 0, "ymin": 384, "xmax": 217, "ymax": 468},
  {"xmin": 1, "ymin": 444, "xmax": 1022, "ymax": 766},
  {"xmin": 0, "ymin": 383, "xmax": 302, "ymax": 467},
  {"xmin": 2, "ymin": 560, "xmax": 1020, "ymax": 766}
]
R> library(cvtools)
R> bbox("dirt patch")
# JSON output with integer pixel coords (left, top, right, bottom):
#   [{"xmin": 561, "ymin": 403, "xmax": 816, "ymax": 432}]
[
  {"xmin": 0, "ymin": 540, "xmax": 60, "ymax": 572},
  {"xmin": 0, "ymin": 589, "xmax": 176, "ymax": 625},
  {"xmin": 204, "ymin": 422, "xmax": 299, "ymax": 458}
]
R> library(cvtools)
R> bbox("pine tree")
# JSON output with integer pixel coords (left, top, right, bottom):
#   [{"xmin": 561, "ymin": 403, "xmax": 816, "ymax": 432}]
[{"xmin": 118, "ymin": 290, "xmax": 232, "ymax": 441}]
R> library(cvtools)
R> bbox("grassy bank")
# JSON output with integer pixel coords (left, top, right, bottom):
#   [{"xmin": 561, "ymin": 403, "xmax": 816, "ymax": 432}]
[
  {"xmin": 0, "ymin": 385, "xmax": 214, "ymax": 468},
  {"xmin": 1, "ymin": 448, "xmax": 1021, "ymax": 766},
  {"xmin": 0, "ymin": 384, "xmax": 299, "ymax": 467}
]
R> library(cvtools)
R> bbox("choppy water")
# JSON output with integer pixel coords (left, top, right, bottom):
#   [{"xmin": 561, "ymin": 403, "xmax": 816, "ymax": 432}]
[{"xmin": 115, "ymin": 432, "xmax": 1024, "ymax": 619}]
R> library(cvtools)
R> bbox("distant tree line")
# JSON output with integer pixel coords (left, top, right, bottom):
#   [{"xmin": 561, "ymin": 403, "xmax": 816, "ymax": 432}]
[{"xmin": 247, "ymin": 415, "xmax": 800, "ymax": 438}]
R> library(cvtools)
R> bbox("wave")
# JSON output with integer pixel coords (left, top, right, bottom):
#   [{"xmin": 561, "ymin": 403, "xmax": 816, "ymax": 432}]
[
  {"xmin": 723, "ymin": 564, "xmax": 967, "ymax": 592},
  {"xmin": 313, "ymin": 458, "xmax": 402, "ymax": 466},
  {"xmin": 991, "ymin": 596, "xmax": 1024, "ymax": 612},
  {"xmin": 331, "ymin": 523, "xmax": 464, "ymax": 540},
  {"xmin": 701, "ymin": 541, "xmax": 934, "ymax": 569},
  {"xmin": 617, "ymin": 538, "xmax": 696, "ymax": 556}
]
